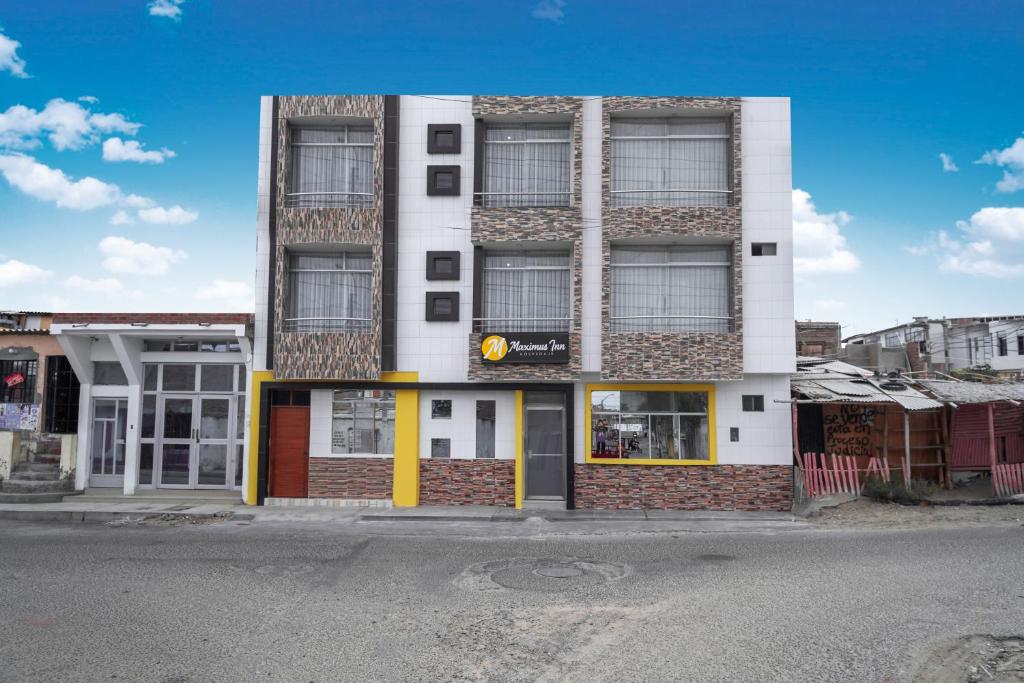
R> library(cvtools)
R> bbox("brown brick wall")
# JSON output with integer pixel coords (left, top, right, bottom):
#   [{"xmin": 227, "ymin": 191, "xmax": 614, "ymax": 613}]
[
  {"xmin": 308, "ymin": 457, "xmax": 393, "ymax": 499},
  {"xmin": 419, "ymin": 459, "xmax": 516, "ymax": 506},
  {"xmin": 600, "ymin": 96, "xmax": 743, "ymax": 382},
  {"xmin": 574, "ymin": 464, "xmax": 793, "ymax": 511},
  {"xmin": 273, "ymin": 95, "xmax": 385, "ymax": 380}
]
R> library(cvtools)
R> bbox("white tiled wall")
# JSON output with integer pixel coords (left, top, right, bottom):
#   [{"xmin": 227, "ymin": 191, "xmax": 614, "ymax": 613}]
[
  {"xmin": 741, "ymin": 97, "xmax": 795, "ymax": 375},
  {"xmin": 254, "ymin": 96, "xmax": 273, "ymax": 372},
  {"xmin": 396, "ymin": 96, "xmax": 476, "ymax": 381},
  {"xmin": 581, "ymin": 97, "xmax": 603, "ymax": 372},
  {"xmin": 714, "ymin": 374, "xmax": 793, "ymax": 465},
  {"xmin": 418, "ymin": 390, "xmax": 516, "ymax": 461}
]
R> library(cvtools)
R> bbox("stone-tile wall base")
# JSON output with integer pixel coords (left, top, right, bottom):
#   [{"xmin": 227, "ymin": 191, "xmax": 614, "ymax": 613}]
[
  {"xmin": 573, "ymin": 464, "xmax": 792, "ymax": 511},
  {"xmin": 308, "ymin": 457, "xmax": 393, "ymax": 499},
  {"xmin": 419, "ymin": 459, "xmax": 515, "ymax": 506}
]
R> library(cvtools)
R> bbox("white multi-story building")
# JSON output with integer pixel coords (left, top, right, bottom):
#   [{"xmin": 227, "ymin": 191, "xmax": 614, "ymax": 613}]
[{"xmin": 251, "ymin": 95, "xmax": 795, "ymax": 510}]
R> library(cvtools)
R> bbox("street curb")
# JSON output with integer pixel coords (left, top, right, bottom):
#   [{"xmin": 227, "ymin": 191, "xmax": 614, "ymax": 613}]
[{"xmin": 0, "ymin": 510, "xmax": 253, "ymax": 524}]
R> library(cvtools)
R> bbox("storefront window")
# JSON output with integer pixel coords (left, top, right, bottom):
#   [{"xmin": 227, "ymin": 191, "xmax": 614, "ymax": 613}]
[
  {"xmin": 590, "ymin": 389, "xmax": 710, "ymax": 461},
  {"xmin": 331, "ymin": 390, "xmax": 396, "ymax": 456}
]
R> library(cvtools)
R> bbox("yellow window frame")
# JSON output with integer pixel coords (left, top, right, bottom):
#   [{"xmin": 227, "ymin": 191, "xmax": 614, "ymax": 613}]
[{"xmin": 584, "ymin": 383, "xmax": 717, "ymax": 466}]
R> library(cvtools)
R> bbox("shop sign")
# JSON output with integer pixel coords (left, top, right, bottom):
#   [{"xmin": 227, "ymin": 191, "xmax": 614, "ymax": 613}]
[
  {"xmin": 4, "ymin": 373, "xmax": 24, "ymax": 388},
  {"xmin": 481, "ymin": 333, "xmax": 569, "ymax": 364}
]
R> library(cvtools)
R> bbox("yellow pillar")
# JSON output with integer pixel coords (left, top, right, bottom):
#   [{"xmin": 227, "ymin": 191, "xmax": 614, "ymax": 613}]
[
  {"xmin": 246, "ymin": 370, "xmax": 274, "ymax": 505},
  {"xmin": 514, "ymin": 390, "xmax": 524, "ymax": 509},
  {"xmin": 392, "ymin": 388, "xmax": 420, "ymax": 506}
]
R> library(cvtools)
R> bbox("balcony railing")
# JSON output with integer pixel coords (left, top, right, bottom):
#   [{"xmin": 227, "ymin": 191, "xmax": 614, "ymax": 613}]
[{"xmin": 283, "ymin": 192, "xmax": 373, "ymax": 209}]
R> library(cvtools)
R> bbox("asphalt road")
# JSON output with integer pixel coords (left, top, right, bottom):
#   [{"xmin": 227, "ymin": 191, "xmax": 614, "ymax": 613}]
[{"xmin": 0, "ymin": 518, "xmax": 1021, "ymax": 682}]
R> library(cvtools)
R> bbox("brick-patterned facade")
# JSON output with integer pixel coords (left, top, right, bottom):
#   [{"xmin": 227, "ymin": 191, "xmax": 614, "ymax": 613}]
[
  {"xmin": 419, "ymin": 459, "xmax": 516, "ymax": 506},
  {"xmin": 574, "ymin": 464, "xmax": 793, "ymax": 511},
  {"xmin": 795, "ymin": 321, "xmax": 841, "ymax": 358},
  {"xmin": 468, "ymin": 96, "xmax": 583, "ymax": 382},
  {"xmin": 273, "ymin": 95, "xmax": 385, "ymax": 380},
  {"xmin": 308, "ymin": 457, "xmax": 393, "ymax": 500},
  {"xmin": 601, "ymin": 96, "xmax": 743, "ymax": 382}
]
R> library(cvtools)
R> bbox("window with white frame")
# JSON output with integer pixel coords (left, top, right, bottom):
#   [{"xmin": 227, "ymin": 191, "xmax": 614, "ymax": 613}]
[
  {"xmin": 884, "ymin": 334, "xmax": 901, "ymax": 347},
  {"xmin": 331, "ymin": 390, "xmax": 395, "ymax": 456},
  {"xmin": 611, "ymin": 117, "xmax": 731, "ymax": 208},
  {"xmin": 481, "ymin": 250, "xmax": 571, "ymax": 332},
  {"xmin": 287, "ymin": 125, "xmax": 373, "ymax": 208},
  {"xmin": 285, "ymin": 252, "xmax": 372, "ymax": 333},
  {"xmin": 610, "ymin": 244, "xmax": 732, "ymax": 333},
  {"xmin": 482, "ymin": 123, "xmax": 571, "ymax": 208}
]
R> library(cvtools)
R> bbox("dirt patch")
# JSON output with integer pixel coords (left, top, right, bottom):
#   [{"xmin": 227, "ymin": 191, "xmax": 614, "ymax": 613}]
[
  {"xmin": 809, "ymin": 498, "xmax": 1024, "ymax": 530},
  {"xmin": 914, "ymin": 635, "xmax": 1024, "ymax": 682}
]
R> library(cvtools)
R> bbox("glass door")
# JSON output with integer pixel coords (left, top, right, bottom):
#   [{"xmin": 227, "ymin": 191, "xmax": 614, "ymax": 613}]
[
  {"xmin": 89, "ymin": 398, "xmax": 127, "ymax": 488},
  {"xmin": 197, "ymin": 397, "xmax": 230, "ymax": 488},
  {"xmin": 158, "ymin": 395, "xmax": 195, "ymax": 488},
  {"xmin": 524, "ymin": 392, "xmax": 566, "ymax": 500}
]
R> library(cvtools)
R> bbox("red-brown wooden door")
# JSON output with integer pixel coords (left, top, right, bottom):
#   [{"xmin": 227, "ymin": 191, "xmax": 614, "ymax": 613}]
[{"xmin": 269, "ymin": 406, "xmax": 309, "ymax": 498}]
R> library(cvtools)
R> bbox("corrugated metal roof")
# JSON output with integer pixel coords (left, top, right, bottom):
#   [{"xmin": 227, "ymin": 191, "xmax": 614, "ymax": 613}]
[
  {"xmin": 792, "ymin": 359, "xmax": 941, "ymax": 410},
  {"xmin": 917, "ymin": 380, "xmax": 1024, "ymax": 404}
]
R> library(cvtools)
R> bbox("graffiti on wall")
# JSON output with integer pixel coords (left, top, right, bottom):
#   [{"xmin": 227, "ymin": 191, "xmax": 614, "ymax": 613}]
[
  {"xmin": 823, "ymin": 405, "xmax": 878, "ymax": 458},
  {"xmin": 0, "ymin": 403, "xmax": 39, "ymax": 431}
]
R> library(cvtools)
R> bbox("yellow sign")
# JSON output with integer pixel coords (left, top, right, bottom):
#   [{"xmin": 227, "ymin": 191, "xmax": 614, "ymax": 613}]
[{"xmin": 481, "ymin": 335, "xmax": 508, "ymax": 361}]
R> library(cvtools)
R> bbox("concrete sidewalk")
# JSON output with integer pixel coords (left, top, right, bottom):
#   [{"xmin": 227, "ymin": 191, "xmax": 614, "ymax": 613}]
[{"xmin": 0, "ymin": 500, "xmax": 807, "ymax": 533}]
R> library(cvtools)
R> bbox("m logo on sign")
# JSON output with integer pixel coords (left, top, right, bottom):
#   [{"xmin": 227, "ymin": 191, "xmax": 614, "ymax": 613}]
[{"xmin": 481, "ymin": 335, "xmax": 509, "ymax": 361}]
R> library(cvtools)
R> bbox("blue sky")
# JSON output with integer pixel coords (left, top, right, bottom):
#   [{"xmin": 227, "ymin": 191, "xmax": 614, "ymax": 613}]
[{"xmin": 0, "ymin": 0, "xmax": 1022, "ymax": 336}]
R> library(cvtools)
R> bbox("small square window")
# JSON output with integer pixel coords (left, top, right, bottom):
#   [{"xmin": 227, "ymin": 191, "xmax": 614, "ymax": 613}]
[
  {"xmin": 431, "ymin": 399, "xmax": 452, "ymax": 419},
  {"xmin": 427, "ymin": 165, "xmax": 460, "ymax": 196},
  {"xmin": 427, "ymin": 124, "xmax": 461, "ymax": 154},
  {"xmin": 752, "ymin": 242, "xmax": 777, "ymax": 256},
  {"xmin": 730, "ymin": 427, "xmax": 740, "ymax": 442},
  {"xmin": 426, "ymin": 292, "xmax": 459, "ymax": 321},
  {"xmin": 742, "ymin": 395, "xmax": 765, "ymax": 412},
  {"xmin": 431, "ymin": 438, "xmax": 451, "ymax": 459},
  {"xmin": 426, "ymin": 251, "xmax": 460, "ymax": 281}
]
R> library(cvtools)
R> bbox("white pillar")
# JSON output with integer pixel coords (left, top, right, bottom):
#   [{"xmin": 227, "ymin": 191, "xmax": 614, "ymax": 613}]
[
  {"xmin": 110, "ymin": 334, "xmax": 143, "ymax": 496},
  {"xmin": 581, "ymin": 96, "xmax": 602, "ymax": 373},
  {"xmin": 75, "ymin": 383, "xmax": 91, "ymax": 491}
]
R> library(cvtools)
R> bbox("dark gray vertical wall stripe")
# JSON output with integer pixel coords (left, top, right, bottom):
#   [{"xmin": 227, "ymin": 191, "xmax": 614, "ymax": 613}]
[
  {"xmin": 267, "ymin": 96, "xmax": 280, "ymax": 370},
  {"xmin": 472, "ymin": 119, "xmax": 484, "ymax": 207},
  {"xmin": 381, "ymin": 95, "xmax": 399, "ymax": 371},
  {"xmin": 472, "ymin": 245, "xmax": 483, "ymax": 333}
]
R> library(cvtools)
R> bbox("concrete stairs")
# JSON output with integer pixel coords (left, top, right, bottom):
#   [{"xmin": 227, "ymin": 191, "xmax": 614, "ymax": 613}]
[{"xmin": 0, "ymin": 461, "xmax": 79, "ymax": 504}]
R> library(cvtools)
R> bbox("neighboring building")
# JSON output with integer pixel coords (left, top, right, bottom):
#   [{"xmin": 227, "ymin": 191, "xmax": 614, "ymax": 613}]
[
  {"xmin": 251, "ymin": 94, "xmax": 796, "ymax": 511},
  {"xmin": 51, "ymin": 314, "xmax": 252, "ymax": 497},
  {"xmin": 845, "ymin": 316, "xmax": 1024, "ymax": 377},
  {"xmin": 795, "ymin": 321, "xmax": 841, "ymax": 358},
  {"xmin": 0, "ymin": 311, "xmax": 79, "ymax": 434}
]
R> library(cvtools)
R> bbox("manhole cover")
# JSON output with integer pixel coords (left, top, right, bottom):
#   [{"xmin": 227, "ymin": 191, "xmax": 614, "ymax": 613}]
[
  {"xmin": 455, "ymin": 557, "xmax": 630, "ymax": 592},
  {"xmin": 535, "ymin": 566, "xmax": 584, "ymax": 578}
]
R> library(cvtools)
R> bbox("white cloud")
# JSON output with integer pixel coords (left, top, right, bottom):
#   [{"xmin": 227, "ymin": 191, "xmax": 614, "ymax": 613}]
[
  {"xmin": 149, "ymin": 0, "xmax": 186, "ymax": 20},
  {"xmin": 0, "ymin": 98, "xmax": 141, "ymax": 151},
  {"xmin": 977, "ymin": 134, "xmax": 1024, "ymax": 193},
  {"xmin": 78, "ymin": 95, "xmax": 99, "ymax": 104},
  {"xmin": 0, "ymin": 29, "xmax": 28, "ymax": 78},
  {"xmin": 122, "ymin": 193, "xmax": 155, "ymax": 208},
  {"xmin": 102, "ymin": 137, "xmax": 175, "ymax": 164},
  {"xmin": 63, "ymin": 275, "xmax": 142, "ymax": 299},
  {"xmin": 532, "ymin": 0, "xmax": 566, "ymax": 21},
  {"xmin": 938, "ymin": 152, "xmax": 958, "ymax": 172},
  {"xmin": 0, "ymin": 153, "xmax": 121, "ymax": 210},
  {"xmin": 932, "ymin": 207, "xmax": 1024, "ymax": 278},
  {"xmin": 109, "ymin": 210, "xmax": 134, "ymax": 225},
  {"xmin": 137, "ymin": 204, "xmax": 198, "ymax": 225},
  {"xmin": 99, "ymin": 236, "xmax": 187, "ymax": 275},
  {"xmin": 0, "ymin": 259, "xmax": 51, "ymax": 286},
  {"xmin": 194, "ymin": 279, "xmax": 254, "ymax": 311},
  {"xmin": 792, "ymin": 188, "xmax": 860, "ymax": 275}
]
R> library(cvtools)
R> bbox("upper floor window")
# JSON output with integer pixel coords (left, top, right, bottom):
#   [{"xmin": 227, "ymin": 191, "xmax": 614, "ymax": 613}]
[
  {"xmin": 884, "ymin": 333, "xmax": 901, "ymax": 347},
  {"xmin": 611, "ymin": 117, "xmax": 731, "ymax": 208},
  {"xmin": 482, "ymin": 123, "xmax": 572, "ymax": 208},
  {"xmin": 285, "ymin": 252, "xmax": 371, "ymax": 333},
  {"xmin": 480, "ymin": 250, "xmax": 571, "ymax": 332},
  {"xmin": 610, "ymin": 244, "xmax": 732, "ymax": 333},
  {"xmin": 287, "ymin": 126, "xmax": 373, "ymax": 208}
]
